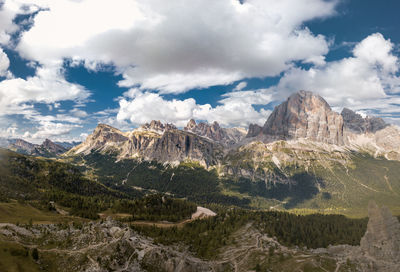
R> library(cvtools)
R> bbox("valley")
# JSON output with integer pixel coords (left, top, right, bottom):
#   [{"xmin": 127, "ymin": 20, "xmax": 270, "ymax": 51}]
[{"xmin": 1, "ymin": 91, "xmax": 400, "ymax": 271}]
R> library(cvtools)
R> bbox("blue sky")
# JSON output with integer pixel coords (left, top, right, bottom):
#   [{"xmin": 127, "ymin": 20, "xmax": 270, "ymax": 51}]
[{"xmin": 0, "ymin": 0, "xmax": 399, "ymax": 143}]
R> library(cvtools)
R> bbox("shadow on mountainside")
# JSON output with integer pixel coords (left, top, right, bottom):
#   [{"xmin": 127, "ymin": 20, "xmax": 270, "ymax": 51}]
[
  {"xmin": 282, "ymin": 173, "xmax": 321, "ymax": 208},
  {"xmin": 231, "ymin": 172, "xmax": 321, "ymax": 209}
]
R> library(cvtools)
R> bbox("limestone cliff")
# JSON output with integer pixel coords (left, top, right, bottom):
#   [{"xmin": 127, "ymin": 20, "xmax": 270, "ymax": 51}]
[
  {"xmin": 249, "ymin": 91, "xmax": 345, "ymax": 145},
  {"xmin": 184, "ymin": 119, "xmax": 246, "ymax": 146},
  {"xmin": 341, "ymin": 107, "xmax": 388, "ymax": 134},
  {"xmin": 68, "ymin": 122, "xmax": 223, "ymax": 167}
]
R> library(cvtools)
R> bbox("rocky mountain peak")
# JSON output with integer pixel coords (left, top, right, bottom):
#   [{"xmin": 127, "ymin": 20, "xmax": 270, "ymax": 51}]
[
  {"xmin": 89, "ymin": 124, "xmax": 128, "ymax": 146},
  {"xmin": 12, "ymin": 138, "xmax": 36, "ymax": 152},
  {"xmin": 140, "ymin": 120, "xmax": 177, "ymax": 133},
  {"xmin": 7, "ymin": 138, "xmax": 67, "ymax": 157},
  {"xmin": 184, "ymin": 120, "xmax": 246, "ymax": 146},
  {"xmin": 360, "ymin": 201, "xmax": 400, "ymax": 264},
  {"xmin": 251, "ymin": 90, "xmax": 344, "ymax": 145},
  {"xmin": 341, "ymin": 107, "xmax": 388, "ymax": 134},
  {"xmin": 92, "ymin": 124, "xmax": 123, "ymax": 138},
  {"xmin": 185, "ymin": 120, "xmax": 225, "ymax": 141},
  {"xmin": 186, "ymin": 119, "xmax": 197, "ymax": 130},
  {"xmin": 246, "ymin": 124, "xmax": 263, "ymax": 138},
  {"xmin": 41, "ymin": 139, "xmax": 67, "ymax": 154}
]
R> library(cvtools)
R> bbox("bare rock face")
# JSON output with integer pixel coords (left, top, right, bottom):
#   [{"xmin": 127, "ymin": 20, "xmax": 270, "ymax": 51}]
[
  {"xmin": 184, "ymin": 119, "xmax": 226, "ymax": 141},
  {"xmin": 69, "ymin": 121, "xmax": 222, "ymax": 167},
  {"xmin": 77, "ymin": 124, "xmax": 129, "ymax": 153},
  {"xmin": 41, "ymin": 139, "xmax": 67, "ymax": 154},
  {"xmin": 184, "ymin": 119, "xmax": 246, "ymax": 146},
  {"xmin": 140, "ymin": 120, "xmax": 177, "ymax": 133},
  {"xmin": 9, "ymin": 138, "xmax": 36, "ymax": 153},
  {"xmin": 341, "ymin": 108, "xmax": 388, "ymax": 134},
  {"xmin": 246, "ymin": 123, "xmax": 263, "ymax": 138},
  {"xmin": 261, "ymin": 90, "xmax": 344, "ymax": 145},
  {"xmin": 138, "ymin": 130, "xmax": 222, "ymax": 166},
  {"xmin": 360, "ymin": 201, "xmax": 400, "ymax": 264}
]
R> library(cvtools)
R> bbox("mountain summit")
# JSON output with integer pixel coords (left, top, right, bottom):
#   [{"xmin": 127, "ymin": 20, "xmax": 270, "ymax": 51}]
[
  {"xmin": 184, "ymin": 119, "xmax": 246, "ymax": 146},
  {"xmin": 248, "ymin": 91, "xmax": 344, "ymax": 145}
]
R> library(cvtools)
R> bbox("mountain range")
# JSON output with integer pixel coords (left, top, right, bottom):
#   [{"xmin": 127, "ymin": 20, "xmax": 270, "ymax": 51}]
[
  {"xmin": 0, "ymin": 138, "xmax": 80, "ymax": 157},
  {"xmin": 68, "ymin": 90, "xmax": 400, "ymax": 164},
  {"xmin": 2, "ymin": 90, "xmax": 400, "ymax": 215},
  {"xmin": 59, "ymin": 90, "xmax": 400, "ymax": 215}
]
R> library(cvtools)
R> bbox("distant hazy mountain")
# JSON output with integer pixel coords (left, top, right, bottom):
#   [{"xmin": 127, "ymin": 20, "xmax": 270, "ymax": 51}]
[
  {"xmin": 54, "ymin": 141, "xmax": 81, "ymax": 150},
  {"xmin": 7, "ymin": 138, "xmax": 68, "ymax": 157}
]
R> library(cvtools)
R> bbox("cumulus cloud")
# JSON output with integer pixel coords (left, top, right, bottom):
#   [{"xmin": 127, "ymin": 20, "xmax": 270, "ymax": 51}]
[
  {"xmin": 0, "ymin": 47, "xmax": 10, "ymax": 77},
  {"xmin": 23, "ymin": 120, "xmax": 81, "ymax": 141},
  {"xmin": 274, "ymin": 33, "xmax": 400, "ymax": 115},
  {"xmin": 0, "ymin": 0, "xmax": 41, "ymax": 45},
  {"xmin": 70, "ymin": 108, "xmax": 88, "ymax": 118},
  {"xmin": 0, "ymin": 0, "xmax": 21, "ymax": 44},
  {"xmin": 0, "ymin": 66, "xmax": 90, "ymax": 116},
  {"xmin": 117, "ymin": 88, "xmax": 272, "ymax": 127},
  {"xmin": 15, "ymin": 0, "xmax": 337, "ymax": 93},
  {"xmin": 117, "ymin": 92, "xmax": 198, "ymax": 127},
  {"xmin": 234, "ymin": 81, "xmax": 247, "ymax": 91}
]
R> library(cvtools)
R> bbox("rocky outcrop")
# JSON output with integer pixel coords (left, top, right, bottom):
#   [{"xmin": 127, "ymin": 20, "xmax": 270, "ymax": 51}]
[
  {"xmin": 72, "ymin": 124, "xmax": 129, "ymax": 154},
  {"xmin": 345, "ymin": 125, "xmax": 400, "ymax": 160},
  {"xmin": 259, "ymin": 90, "xmax": 344, "ymax": 145},
  {"xmin": 360, "ymin": 201, "xmax": 400, "ymax": 264},
  {"xmin": 341, "ymin": 108, "xmax": 388, "ymax": 134},
  {"xmin": 184, "ymin": 119, "xmax": 226, "ymax": 141},
  {"xmin": 317, "ymin": 202, "xmax": 400, "ymax": 271},
  {"xmin": 246, "ymin": 123, "xmax": 263, "ymax": 138},
  {"xmin": 0, "ymin": 218, "xmax": 222, "ymax": 272},
  {"xmin": 69, "ymin": 122, "xmax": 223, "ymax": 167},
  {"xmin": 40, "ymin": 139, "xmax": 68, "ymax": 154},
  {"xmin": 131, "ymin": 130, "xmax": 222, "ymax": 166},
  {"xmin": 139, "ymin": 120, "xmax": 177, "ymax": 133},
  {"xmin": 184, "ymin": 119, "xmax": 246, "ymax": 146},
  {"xmin": 9, "ymin": 139, "xmax": 36, "ymax": 153}
]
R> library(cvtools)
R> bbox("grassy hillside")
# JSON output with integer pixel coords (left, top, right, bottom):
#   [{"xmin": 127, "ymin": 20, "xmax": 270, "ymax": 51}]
[
  {"xmin": 0, "ymin": 149, "xmax": 197, "ymax": 222},
  {"xmin": 67, "ymin": 149, "xmax": 400, "ymax": 217},
  {"xmin": 221, "ymin": 142, "xmax": 400, "ymax": 217},
  {"xmin": 0, "ymin": 201, "xmax": 83, "ymax": 224},
  {"xmin": 0, "ymin": 241, "xmax": 42, "ymax": 272},
  {"xmin": 71, "ymin": 152, "xmax": 250, "ymax": 207}
]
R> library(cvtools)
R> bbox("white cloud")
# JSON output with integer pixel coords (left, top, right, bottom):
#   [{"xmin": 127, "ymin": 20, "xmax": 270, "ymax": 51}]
[
  {"xmin": 23, "ymin": 122, "xmax": 78, "ymax": 139},
  {"xmin": 0, "ymin": 47, "xmax": 10, "ymax": 77},
  {"xmin": 117, "ymin": 88, "xmax": 272, "ymax": 127},
  {"xmin": 274, "ymin": 33, "xmax": 400, "ymax": 114},
  {"xmin": 5, "ymin": 123, "xmax": 17, "ymax": 136},
  {"xmin": 15, "ymin": 0, "xmax": 337, "ymax": 93},
  {"xmin": 0, "ymin": 0, "xmax": 21, "ymax": 44},
  {"xmin": 0, "ymin": 0, "xmax": 41, "ymax": 45},
  {"xmin": 117, "ymin": 92, "xmax": 198, "ymax": 127},
  {"xmin": 70, "ymin": 108, "xmax": 88, "ymax": 118},
  {"xmin": 234, "ymin": 81, "xmax": 247, "ymax": 91},
  {"xmin": 0, "ymin": 66, "xmax": 90, "ymax": 116}
]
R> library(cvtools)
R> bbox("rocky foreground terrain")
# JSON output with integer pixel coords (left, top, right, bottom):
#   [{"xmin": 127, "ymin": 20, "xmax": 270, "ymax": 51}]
[{"xmin": 0, "ymin": 201, "xmax": 398, "ymax": 272}]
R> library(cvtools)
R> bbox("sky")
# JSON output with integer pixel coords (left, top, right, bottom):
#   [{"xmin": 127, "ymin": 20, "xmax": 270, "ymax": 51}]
[{"xmin": 0, "ymin": 0, "xmax": 399, "ymax": 144}]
